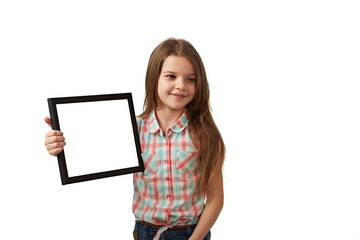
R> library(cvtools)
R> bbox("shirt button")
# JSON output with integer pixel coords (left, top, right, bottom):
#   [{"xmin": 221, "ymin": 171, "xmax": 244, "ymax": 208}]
[
  {"xmin": 165, "ymin": 159, "xmax": 169, "ymax": 163},
  {"xmin": 165, "ymin": 140, "xmax": 169, "ymax": 145},
  {"xmin": 165, "ymin": 177, "xmax": 170, "ymax": 181},
  {"xmin": 167, "ymin": 195, "xmax": 171, "ymax": 199}
]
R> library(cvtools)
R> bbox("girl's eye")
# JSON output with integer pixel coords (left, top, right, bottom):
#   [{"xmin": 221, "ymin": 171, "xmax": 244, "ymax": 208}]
[
  {"xmin": 166, "ymin": 75, "xmax": 176, "ymax": 79},
  {"xmin": 188, "ymin": 78, "xmax": 196, "ymax": 82}
]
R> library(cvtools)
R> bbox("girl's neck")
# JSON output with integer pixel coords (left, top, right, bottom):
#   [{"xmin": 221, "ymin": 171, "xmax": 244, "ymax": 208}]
[{"xmin": 155, "ymin": 107, "xmax": 184, "ymax": 135}]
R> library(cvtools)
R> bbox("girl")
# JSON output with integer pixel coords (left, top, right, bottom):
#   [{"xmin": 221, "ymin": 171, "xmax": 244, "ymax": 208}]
[{"xmin": 44, "ymin": 38, "xmax": 225, "ymax": 240}]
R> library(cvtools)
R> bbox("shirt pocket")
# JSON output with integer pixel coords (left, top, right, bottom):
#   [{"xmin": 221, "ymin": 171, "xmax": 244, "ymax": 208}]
[
  {"xmin": 141, "ymin": 152, "xmax": 158, "ymax": 176},
  {"xmin": 175, "ymin": 150, "xmax": 199, "ymax": 174}
]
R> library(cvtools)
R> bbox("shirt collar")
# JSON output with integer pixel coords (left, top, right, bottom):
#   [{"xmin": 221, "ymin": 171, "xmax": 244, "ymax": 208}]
[
  {"xmin": 148, "ymin": 110, "xmax": 160, "ymax": 134},
  {"xmin": 148, "ymin": 110, "xmax": 189, "ymax": 134}
]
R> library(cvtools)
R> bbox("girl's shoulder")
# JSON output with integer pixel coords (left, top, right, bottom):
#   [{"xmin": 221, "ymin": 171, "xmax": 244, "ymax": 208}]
[{"xmin": 136, "ymin": 113, "xmax": 150, "ymax": 131}]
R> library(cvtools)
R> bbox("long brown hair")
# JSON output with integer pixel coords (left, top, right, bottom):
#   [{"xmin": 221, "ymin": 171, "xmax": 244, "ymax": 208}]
[{"xmin": 140, "ymin": 38, "xmax": 225, "ymax": 197}]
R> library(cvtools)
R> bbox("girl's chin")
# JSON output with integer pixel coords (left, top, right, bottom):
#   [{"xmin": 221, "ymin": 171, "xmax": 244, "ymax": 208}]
[{"xmin": 157, "ymin": 105, "xmax": 186, "ymax": 113}]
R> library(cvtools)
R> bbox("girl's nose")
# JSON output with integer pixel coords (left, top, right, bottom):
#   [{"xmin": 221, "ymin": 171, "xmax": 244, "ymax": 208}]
[{"xmin": 175, "ymin": 78, "xmax": 186, "ymax": 89}]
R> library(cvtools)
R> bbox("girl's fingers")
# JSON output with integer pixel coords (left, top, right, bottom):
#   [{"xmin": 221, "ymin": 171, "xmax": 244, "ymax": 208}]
[
  {"xmin": 44, "ymin": 118, "xmax": 66, "ymax": 156},
  {"xmin": 45, "ymin": 135, "xmax": 65, "ymax": 145},
  {"xmin": 45, "ymin": 130, "xmax": 63, "ymax": 138},
  {"xmin": 46, "ymin": 141, "xmax": 66, "ymax": 152},
  {"xmin": 44, "ymin": 117, "xmax": 53, "ymax": 129},
  {"xmin": 49, "ymin": 147, "xmax": 64, "ymax": 156}
]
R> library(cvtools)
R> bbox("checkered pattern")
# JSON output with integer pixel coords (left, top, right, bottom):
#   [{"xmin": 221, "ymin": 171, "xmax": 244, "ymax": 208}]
[{"xmin": 132, "ymin": 110, "xmax": 205, "ymax": 240}]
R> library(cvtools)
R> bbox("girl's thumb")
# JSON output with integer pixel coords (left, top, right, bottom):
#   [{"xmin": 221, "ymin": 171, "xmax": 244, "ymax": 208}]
[{"xmin": 44, "ymin": 117, "xmax": 53, "ymax": 129}]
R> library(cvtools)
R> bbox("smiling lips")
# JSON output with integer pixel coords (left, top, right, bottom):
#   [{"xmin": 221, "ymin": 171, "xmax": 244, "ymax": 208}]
[{"xmin": 170, "ymin": 93, "xmax": 186, "ymax": 99}]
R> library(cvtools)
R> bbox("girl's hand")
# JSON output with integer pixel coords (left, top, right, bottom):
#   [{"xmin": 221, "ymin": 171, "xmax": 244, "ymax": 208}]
[{"xmin": 44, "ymin": 117, "xmax": 66, "ymax": 156}]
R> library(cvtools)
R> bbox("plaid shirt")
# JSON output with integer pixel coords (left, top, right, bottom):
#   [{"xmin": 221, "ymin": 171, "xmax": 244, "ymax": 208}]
[{"xmin": 132, "ymin": 110, "xmax": 205, "ymax": 239}]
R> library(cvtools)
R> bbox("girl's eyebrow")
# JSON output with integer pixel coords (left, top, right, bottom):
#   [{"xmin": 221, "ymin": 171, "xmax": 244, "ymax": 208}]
[
  {"xmin": 162, "ymin": 71, "xmax": 196, "ymax": 76},
  {"xmin": 162, "ymin": 71, "xmax": 175, "ymax": 74}
]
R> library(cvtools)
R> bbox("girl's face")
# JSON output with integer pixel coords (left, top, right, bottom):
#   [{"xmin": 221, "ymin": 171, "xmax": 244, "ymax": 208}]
[{"xmin": 157, "ymin": 55, "xmax": 196, "ymax": 114}]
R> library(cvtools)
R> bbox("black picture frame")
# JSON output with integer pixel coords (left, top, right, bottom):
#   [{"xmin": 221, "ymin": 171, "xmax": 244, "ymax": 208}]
[{"xmin": 47, "ymin": 93, "xmax": 144, "ymax": 185}]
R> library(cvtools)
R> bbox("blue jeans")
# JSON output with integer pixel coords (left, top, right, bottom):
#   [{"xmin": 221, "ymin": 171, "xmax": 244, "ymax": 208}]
[{"xmin": 133, "ymin": 221, "xmax": 211, "ymax": 240}]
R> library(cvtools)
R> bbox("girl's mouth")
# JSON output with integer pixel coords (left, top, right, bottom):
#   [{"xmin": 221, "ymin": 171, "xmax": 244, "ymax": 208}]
[{"xmin": 170, "ymin": 93, "xmax": 186, "ymax": 99}]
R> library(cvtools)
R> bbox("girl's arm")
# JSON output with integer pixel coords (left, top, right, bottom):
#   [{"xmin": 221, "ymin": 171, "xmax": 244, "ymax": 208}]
[{"xmin": 189, "ymin": 172, "xmax": 224, "ymax": 240}]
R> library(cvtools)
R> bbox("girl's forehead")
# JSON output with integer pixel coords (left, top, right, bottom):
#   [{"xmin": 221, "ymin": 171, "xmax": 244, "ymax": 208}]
[{"xmin": 162, "ymin": 55, "xmax": 195, "ymax": 74}]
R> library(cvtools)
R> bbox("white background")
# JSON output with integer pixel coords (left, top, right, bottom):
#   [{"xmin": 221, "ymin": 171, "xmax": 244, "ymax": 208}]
[{"xmin": 1, "ymin": 0, "xmax": 359, "ymax": 239}]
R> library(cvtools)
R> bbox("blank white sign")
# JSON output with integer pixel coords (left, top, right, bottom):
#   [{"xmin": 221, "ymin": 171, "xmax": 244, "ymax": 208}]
[{"xmin": 56, "ymin": 99, "xmax": 138, "ymax": 177}]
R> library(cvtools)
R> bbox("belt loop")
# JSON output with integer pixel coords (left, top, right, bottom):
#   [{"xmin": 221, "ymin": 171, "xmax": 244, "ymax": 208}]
[
  {"xmin": 143, "ymin": 223, "xmax": 149, "ymax": 231},
  {"xmin": 186, "ymin": 225, "xmax": 192, "ymax": 236},
  {"xmin": 161, "ymin": 231, "xmax": 167, "ymax": 240}
]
